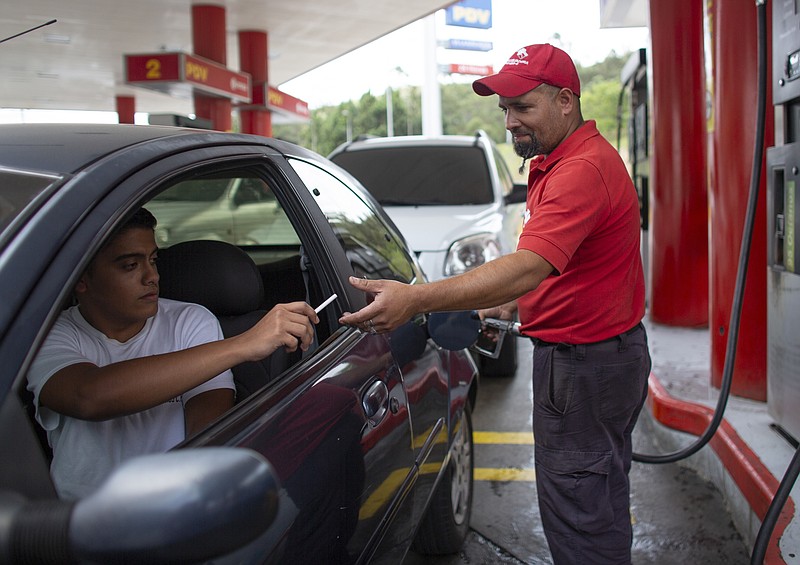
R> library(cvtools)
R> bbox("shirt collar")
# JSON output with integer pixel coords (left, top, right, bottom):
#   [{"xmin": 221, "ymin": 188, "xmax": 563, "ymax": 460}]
[{"xmin": 530, "ymin": 120, "xmax": 599, "ymax": 173}]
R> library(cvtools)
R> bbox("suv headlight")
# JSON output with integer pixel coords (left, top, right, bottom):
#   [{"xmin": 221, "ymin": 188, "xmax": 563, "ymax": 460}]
[{"xmin": 444, "ymin": 234, "xmax": 502, "ymax": 277}]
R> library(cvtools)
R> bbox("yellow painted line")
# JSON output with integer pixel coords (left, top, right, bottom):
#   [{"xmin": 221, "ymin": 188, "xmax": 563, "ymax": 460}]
[
  {"xmin": 474, "ymin": 431, "xmax": 534, "ymax": 445},
  {"xmin": 359, "ymin": 468, "xmax": 407, "ymax": 521},
  {"xmin": 359, "ymin": 430, "xmax": 536, "ymax": 520},
  {"xmin": 475, "ymin": 467, "xmax": 536, "ymax": 481}
]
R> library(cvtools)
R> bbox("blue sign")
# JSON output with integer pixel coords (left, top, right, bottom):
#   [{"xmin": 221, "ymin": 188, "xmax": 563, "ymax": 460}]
[
  {"xmin": 445, "ymin": 39, "xmax": 494, "ymax": 52},
  {"xmin": 445, "ymin": 0, "xmax": 493, "ymax": 30}
]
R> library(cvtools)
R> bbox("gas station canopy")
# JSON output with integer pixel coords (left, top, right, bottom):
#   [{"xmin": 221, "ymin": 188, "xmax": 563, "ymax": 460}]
[{"xmin": 0, "ymin": 1, "xmax": 455, "ymax": 116}]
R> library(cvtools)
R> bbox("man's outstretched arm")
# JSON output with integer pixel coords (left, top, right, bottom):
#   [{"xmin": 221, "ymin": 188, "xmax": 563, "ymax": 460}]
[{"xmin": 339, "ymin": 249, "xmax": 553, "ymax": 334}]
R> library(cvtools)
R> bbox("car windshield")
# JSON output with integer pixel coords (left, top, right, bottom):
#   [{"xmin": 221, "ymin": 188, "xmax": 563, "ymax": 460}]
[
  {"xmin": 331, "ymin": 145, "xmax": 494, "ymax": 206},
  {"xmin": 0, "ymin": 168, "xmax": 62, "ymax": 246}
]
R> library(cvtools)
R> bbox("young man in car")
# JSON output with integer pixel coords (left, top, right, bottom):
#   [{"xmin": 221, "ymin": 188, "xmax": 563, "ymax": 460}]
[
  {"xmin": 27, "ymin": 207, "xmax": 319, "ymax": 500},
  {"xmin": 340, "ymin": 44, "xmax": 650, "ymax": 565}
]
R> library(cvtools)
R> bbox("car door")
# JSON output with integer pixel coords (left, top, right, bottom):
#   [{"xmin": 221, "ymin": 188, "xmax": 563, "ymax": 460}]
[{"xmin": 284, "ymin": 157, "xmax": 456, "ymax": 562}]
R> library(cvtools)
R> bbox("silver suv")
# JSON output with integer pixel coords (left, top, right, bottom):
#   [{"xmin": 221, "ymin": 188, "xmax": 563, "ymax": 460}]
[{"xmin": 329, "ymin": 131, "xmax": 526, "ymax": 376}]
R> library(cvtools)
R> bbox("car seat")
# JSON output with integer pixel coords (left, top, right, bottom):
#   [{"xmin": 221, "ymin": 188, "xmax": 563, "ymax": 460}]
[{"xmin": 157, "ymin": 240, "xmax": 293, "ymax": 401}]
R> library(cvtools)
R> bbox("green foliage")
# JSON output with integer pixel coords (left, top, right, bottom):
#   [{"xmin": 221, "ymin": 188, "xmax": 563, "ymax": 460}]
[
  {"xmin": 440, "ymin": 83, "xmax": 506, "ymax": 142},
  {"xmin": 272, "ymin": 51, "xmax": 634, "ymax": 157}
]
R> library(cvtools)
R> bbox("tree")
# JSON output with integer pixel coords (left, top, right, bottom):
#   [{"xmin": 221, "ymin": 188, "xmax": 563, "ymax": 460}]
[{"xmin": 272, "ymin": 51, "xmax": 634, "ymax": 156}]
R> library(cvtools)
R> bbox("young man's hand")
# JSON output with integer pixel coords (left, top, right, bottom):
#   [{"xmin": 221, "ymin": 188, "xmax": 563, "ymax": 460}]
[{"xmin": 241, "ymin": 302, "xmax": 319, "ymax": 360}]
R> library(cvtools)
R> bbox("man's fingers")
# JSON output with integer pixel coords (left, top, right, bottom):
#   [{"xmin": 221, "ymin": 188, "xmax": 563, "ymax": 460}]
[
  {"xmin": 339, "ymin": 309, "xmax": 372, "ymax": 326},
  {"xmin": 348, "ymin": 276, "xmax": 369, "ymax": 289}
]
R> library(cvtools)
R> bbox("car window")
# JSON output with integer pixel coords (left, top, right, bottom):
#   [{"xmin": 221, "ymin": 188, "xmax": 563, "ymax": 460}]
[
  {"xmin": 288, "ymin": 158, "xmax": 417, "ymax": 283},
  {"xmin": 493, "ymin": 146, "xmax": 517, "ymax": 197},
  {"xmin": 330, "ymin": 145, "xmax": 494, "ymax": 206},
  {"xmin": 0, "ymin": 168, "xmax": 62, "ymax": 244},
  {"xmin": 148, "ymin": 173, "xmax": 301, "ymax": 248}
]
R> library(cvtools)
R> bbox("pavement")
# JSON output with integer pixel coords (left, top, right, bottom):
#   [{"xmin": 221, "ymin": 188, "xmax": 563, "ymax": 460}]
[{"xmin": 642, "ymin": 315, "xmax": 800, "ymax": 565}]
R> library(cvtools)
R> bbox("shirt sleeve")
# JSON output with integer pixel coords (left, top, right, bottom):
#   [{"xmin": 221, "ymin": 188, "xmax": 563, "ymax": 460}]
[
  {"xmin": 517, "ymin": 158, "xmax": 611, "ymax": 274},
  {"xmin": 26, "ymin": 316, "xmax": 90, "ymax": 430}
]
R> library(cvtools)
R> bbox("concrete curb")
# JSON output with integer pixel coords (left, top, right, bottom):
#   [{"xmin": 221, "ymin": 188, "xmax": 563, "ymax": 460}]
[{"xmin": 646, "ymin": 373, "xmax": 793, "ymax": 565}]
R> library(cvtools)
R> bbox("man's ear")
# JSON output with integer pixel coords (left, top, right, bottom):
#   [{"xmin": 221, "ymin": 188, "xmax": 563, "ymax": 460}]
[
  {"xmin": 74, "ymin": 273, "xmax": 88, "ymax": 296},
  {"xmin": 557, "ymin": 88, "xmax": 575, "ymax": 115}
]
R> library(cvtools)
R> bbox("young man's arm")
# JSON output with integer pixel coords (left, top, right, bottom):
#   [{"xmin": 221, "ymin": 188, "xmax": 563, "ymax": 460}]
[
  {"xmin": 184, "ymin": 388, "xmax": 236, "ymax": 437},
  {"xmin": 39, "ymin": 301, "xmax": 317, "ymax": 421}
]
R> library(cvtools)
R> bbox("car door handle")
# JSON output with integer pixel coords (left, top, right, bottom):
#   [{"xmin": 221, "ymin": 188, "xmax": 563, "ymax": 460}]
[{"xmin": 362, "ymin": 380, "xmax": 389, "ymax": 427}]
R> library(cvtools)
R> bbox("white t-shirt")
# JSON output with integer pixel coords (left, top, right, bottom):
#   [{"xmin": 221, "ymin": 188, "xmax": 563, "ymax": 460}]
[{"xmin": 27, "ymin": 298, "xmax": 236, "ymax": 499}]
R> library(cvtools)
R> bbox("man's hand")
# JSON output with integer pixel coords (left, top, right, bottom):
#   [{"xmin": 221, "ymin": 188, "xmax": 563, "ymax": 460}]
[
  {"xmin": 478, "ymin": 300, "xmax": 518, "ymax": 321},
  {"xmin": 241, "ymin": 301, "xmax": 318, "ymax": 360},
  {"xmin": 338, "ymin": 277, "xmax": 417, "ymax": 334}
]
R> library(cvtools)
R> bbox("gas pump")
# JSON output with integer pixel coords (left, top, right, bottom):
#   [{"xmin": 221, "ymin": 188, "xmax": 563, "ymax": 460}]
[
  {"xmin": 619, "ymin": 48, "xmax": 650, "ymax": 299},
  {"xmin": 766, "ymin": 0, "xmax": 800, "ymax": 444}
]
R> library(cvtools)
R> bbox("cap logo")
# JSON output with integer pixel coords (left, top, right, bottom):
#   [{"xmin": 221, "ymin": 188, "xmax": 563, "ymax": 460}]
[{"xmin": 505, "ymin": 47, "xmax": 529, "ymax": 67}]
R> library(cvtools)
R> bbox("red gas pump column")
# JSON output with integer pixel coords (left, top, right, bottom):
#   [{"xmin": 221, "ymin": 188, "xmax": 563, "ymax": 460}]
[
  {"xmin": 116, "ymin": 96, "xmax": 135, "ymax": 124},
  {"xmin": 648, "ymin": 0, "xmax": 709, "ymax": 327},
  {"xmin": 706, "ymin": 2, "xmax": 771, "ymax": 400},
  {"xmin": 192, "ymin": 4, "xmax": 232, "ymax": 131},
  {"xmin": 239, "ymin": 30, "xmax": 271, "ymax": 137}
]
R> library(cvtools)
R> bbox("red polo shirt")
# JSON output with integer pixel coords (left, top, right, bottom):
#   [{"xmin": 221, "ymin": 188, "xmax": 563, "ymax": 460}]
[{"xmin": 516, "ymin": 120, "xmax": 645, "ymax": 343}]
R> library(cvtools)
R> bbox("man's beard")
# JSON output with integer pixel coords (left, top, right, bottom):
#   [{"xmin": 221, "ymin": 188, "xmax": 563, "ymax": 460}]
[
  {"xmin": 513, "ymin": 134, "xmax": 541, "ymax": 174},
  {"xmin": 513, "ymin": 134, "xmax": 542, "ymax": 159}
]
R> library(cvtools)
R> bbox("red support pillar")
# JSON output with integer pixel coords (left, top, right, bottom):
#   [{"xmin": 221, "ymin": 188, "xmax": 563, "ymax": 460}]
[
  {"xmin": 191, "ymin": 4, "xmax": 232, "ymax": 131},
  {"xmin": 648, "ymin": 0, "xmax": 709, "ymax": 327},
  {"xmin": 706, "ymin": 1, "xmax": 771, "ymax": 400},
  {"xmin": 238, "ymin": 30, "xmax": 272, "ymax": 137},
  {"xmin": 116, "ymin": 95, "xmax": 135, "ymax": 124}
]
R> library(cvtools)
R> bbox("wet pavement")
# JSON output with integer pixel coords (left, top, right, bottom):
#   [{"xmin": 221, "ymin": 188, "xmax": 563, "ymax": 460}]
[{"xmin": 403, "ymin": 337, "xmax": 751, "ymax": 565}]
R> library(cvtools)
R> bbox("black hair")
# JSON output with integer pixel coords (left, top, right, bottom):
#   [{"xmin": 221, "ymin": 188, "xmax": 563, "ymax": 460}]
[
  {"xmin": 123, "ymin": 207, "xmax": 157, "ymax": 231},
  {"xmin": 96, "ymin": 207, "xmax": 157, "ymax": 253}
]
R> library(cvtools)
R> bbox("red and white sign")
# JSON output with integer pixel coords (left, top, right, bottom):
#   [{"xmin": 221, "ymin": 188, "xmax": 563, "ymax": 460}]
[
  {"xmin": 248, "ymin": 84, "xmax": 310, "ymax": 121},
  {"xmin": 125, "ymin": 52, "xmax": 251, "ymax": 103},
  {"xmin": 446, "ymin": 63, "xmax": 494, "ymax": 76}
]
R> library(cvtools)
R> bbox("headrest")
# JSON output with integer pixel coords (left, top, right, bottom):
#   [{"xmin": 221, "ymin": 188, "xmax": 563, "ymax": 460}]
[{"xmin": 158, "ymin": 240, "xmax": 264, "ymax": 316}]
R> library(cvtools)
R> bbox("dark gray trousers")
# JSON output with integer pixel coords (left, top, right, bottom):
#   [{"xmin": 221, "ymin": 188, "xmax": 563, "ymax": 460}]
[{"xmin": 531, "ymin": 323, "xmax": 651, "ymax": 565}]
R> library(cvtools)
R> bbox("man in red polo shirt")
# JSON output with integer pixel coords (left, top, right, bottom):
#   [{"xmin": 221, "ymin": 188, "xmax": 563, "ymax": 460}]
[{"xmin": 340, "ymin": 43, "xmax": 650, "ymax": 565}]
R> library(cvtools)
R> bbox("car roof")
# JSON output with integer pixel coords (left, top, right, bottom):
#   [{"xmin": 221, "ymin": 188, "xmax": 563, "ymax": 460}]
[
  {"xmin": 329, "ymin": 133, "xmax": 486, "ymax": 156},
  {"xmin": 0, "ymin": 123, "xmax": 320, "ymax": 176}
]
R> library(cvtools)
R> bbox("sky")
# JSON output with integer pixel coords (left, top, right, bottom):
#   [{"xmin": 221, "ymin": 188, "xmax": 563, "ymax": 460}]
[
  {"xmin": 0, "ymin": 0, "xmax": 650, "ymax": 123},
  {"xmin": 280, "ymin": 0, "xmax": 650, "ymax": 109}
]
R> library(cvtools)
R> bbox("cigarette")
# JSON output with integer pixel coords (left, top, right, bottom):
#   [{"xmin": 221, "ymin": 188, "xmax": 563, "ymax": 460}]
[{"xmin": 314, "ymin": 293, "xmax": 338, "ymax": 314}]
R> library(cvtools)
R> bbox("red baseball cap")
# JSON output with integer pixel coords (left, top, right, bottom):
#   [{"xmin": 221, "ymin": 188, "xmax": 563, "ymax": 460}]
[{"xmin": 472, "ymin": 43, "xmax": 581, "ymax": 98}]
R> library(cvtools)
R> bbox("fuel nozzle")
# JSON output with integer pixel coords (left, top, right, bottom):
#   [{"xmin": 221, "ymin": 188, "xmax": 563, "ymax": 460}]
[
  {"xmin": 481, "ymin": 317, "xmax": 522, "ymax": 337},
  {"xmin": 470, "ymin": 314, "xmax": 522, "ymax": 358}
]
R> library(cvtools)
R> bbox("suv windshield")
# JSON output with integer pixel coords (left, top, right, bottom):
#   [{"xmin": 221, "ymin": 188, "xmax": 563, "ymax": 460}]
[{"xmin": 331, "ymin": 145, "xmax": 493, "ymax": 206}]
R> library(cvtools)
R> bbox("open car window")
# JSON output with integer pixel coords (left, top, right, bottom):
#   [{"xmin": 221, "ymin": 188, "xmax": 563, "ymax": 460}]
[{"xmin": 146, "ymin": 167, "xmax": 321, "ymax": 403}]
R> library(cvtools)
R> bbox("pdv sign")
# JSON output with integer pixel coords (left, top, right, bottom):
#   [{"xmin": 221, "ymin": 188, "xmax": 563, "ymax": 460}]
[{"xmin": 445, "ymin": 0, "xmax": 492, "ymax": 29}]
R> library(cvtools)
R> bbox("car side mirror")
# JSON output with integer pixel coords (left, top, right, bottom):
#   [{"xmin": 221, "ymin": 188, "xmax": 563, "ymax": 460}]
[
  {"xmin": 504, "ymin": 183, "xmax": 527, "ymax": 205},
  {"xmin": 427, "ymin": 311, "xmax": 481, "ymax": 351},
  {"xmin": 2, "ymin": 448, "xmax": 279, "ymax": 564}
]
